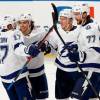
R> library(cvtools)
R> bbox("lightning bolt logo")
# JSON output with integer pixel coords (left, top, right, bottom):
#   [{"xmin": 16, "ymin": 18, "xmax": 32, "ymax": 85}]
[
  {"xmin": 81, "ymin": 71, "xmax": 93, "ymax": 96},
  {"xmin": 82, "ymin": 80, "xmax": 88, "ymax": 96}
]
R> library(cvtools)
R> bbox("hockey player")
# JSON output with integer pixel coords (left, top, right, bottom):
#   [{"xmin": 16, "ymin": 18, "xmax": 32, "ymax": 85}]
[
  {"xmin": 47, "ymin": 8, "xmax": 83, "ymax": 100},
  {"xmin": 1, "ymin": 16, "xmax": 16, "ymax": 32},
  {"xmin": 67, "ymin": 4, "xmax": 100, "ymax": 100},
  {"xmin": 17, "ymin": 14, "xmax": 49, "ymax": 100},
  {"xmin": 0, "ymin": 19, "xmax": 40, "ymax": 100}
]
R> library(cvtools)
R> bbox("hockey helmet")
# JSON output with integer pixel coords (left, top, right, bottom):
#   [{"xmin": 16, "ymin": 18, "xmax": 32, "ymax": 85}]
[
  {"xmin": 18, "ymin": 14, "xmax": 32, "ymax": 21},
  {"xmin": 1, "ymin": 16, "xmax": 14, "ymax": 29},
  {"xmin": 59, "ymin": 8, "xmax": 73, "ymax": 19},
  {"xmin": 73, "ymin": 4, "xmax": 90, "ymax": 15}
]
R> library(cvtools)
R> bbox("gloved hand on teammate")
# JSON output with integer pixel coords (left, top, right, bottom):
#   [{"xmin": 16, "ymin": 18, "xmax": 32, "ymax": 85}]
[
  {"xmin": 60, "ymin": 42, "xmax": 78, "ymax": 58},
  {"xmin": 67, "ymin": 43, "xmax": 79, "ymax": 62},
  {"xmin": 38, "ymin": 41, "xmax": 51, "ymax": 55},
  {"xmin": 63, "ymin": 42, "xmax": 86, "ymax": 62},
  {"xmin": 25, "ymin": 43, "xmax": 40, "ymax": 57}
]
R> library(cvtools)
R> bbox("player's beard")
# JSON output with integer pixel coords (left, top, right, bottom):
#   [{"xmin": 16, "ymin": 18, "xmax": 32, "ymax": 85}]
[{"xmin": 76, "ymin": 19, "xmax": 82, "ymax": 25}]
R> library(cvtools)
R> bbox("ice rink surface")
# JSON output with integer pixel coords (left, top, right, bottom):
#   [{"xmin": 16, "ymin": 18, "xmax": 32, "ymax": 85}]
[{"xmin": 0, "ymin": 55, "xmax": 57, "ymax": 100}]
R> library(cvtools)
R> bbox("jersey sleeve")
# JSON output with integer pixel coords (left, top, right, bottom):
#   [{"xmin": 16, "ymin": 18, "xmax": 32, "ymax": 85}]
[
  {"xmin": 12, "ymin": 31, "xmax": 30, "ymax": 57},
  {"xmin": 78, "ymin": 22, "xmax": 100, "ymax": 63},
  {"xmin": 48, "ymin": 29, "xmax": 58, "ymax": 50}
]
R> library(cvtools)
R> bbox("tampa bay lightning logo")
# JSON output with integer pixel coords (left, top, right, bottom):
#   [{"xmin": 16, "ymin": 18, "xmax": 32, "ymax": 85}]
[{"xmin": 60, "ymin": 42, "xmax": 73, "ymax": 57}]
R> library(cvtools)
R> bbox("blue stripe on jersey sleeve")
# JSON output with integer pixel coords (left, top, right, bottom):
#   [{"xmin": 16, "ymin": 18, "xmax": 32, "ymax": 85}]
[
  {"xmin": 14, "ymin": 42, "xmax": 24, "ymax": 50},
  {"xmin": 80, "ymin": 63, "xmax": 100, "ymax": 68},
  {"xmin": 91, "ymin": 47, "xmax": 100, "ymax": 53}
]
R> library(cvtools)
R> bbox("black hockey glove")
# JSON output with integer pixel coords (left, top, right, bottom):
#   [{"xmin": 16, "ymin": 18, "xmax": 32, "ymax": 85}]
[{"xmin": 39, "ymin": 41, "xmax": 51, "ymax": 55}]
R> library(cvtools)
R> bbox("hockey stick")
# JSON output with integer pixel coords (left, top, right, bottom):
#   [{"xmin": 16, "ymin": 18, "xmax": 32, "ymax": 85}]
[
  {"xmin": 52, "ymin": 3, "xmax": 100, "ymax": 99},
  {"xmin": 38, "ymin": 3, "xmax": 58, "ymax": 48},
  {"xmin": 76, "ymin": 62, "xmax": 100, "ymax": 99},
  {"xmin": 7, "ymin": 3, "xmax": 58, "ymax": 90},
  {"xmin": 7, "ymin": 59, "xmax": 31, "ymax": 90},
  {"xmin": 38, "ymin": 25, "xmax": 54, "ymax": 48}
]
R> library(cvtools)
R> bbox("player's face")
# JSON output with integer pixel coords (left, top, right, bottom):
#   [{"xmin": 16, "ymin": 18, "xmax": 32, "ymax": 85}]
[
  {"xmin": 13, "ymin": 23, "xmax": 17, "ymax": 29},
  {"xmin": 7, "ymin": 24, "xmax": 13, "ymax": 30},
  {"xmin": 60, "ymin": 16, "xmax": 72, "ymax": 31},
  {"xmin": 73, "ymin": 12, "xmax": 82, "ymax": 25},
  {"xmin": 82, "ymin": 12, "xmax": 87, "ymax": 23},
  {"xmin": 18, "ymin": 20, "xmax": 30, "ymax": 35}
]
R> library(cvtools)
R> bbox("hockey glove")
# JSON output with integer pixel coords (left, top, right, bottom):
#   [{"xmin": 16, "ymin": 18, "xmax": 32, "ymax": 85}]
[
  {"xmin": 60, "ymin": 42, "xmax": 78, "ymax": 57},
  {"xmin": 25, "ymin": 43, "xmax": 40, "ymax": 57},
  {"xmin": 67, "ymin": 44, "xmax": 86, "ymax": 62},
  {"xmin": 39, "ymin": 41, "xmax": 51, "ymax": 55},
  {"xmin": 67, "ymin": 50, "xmax": 80, "ymax": 62}
]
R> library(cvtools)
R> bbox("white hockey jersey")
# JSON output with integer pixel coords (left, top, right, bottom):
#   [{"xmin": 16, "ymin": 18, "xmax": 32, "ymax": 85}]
[
  {"xmin": 0, "ymin": 30, "xmax": 29, "ymax": 83},
  {"xmin": 19, "ymin": 26, "xmax": 47, "ymax": 77},
  {"xmin": 49, "ymin": 24, "xmax": 80, "ymax": 72},
  {"xmin": 77, "ymin": 19, "xmax": 100, "ymax": 73}
]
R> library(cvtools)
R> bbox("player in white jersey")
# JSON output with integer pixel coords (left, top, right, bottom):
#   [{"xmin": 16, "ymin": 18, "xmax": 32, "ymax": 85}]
[
  {"xmin": 1, "ymin": 15, "xmax": 17, "ymax": 32},
  {"xmin": 47, "ymin": 8, "xmax": 84, "ymax": 99},
  {"xmin": 17, "ymin": 14, "xmax": 49, "ymax": 100},
  {"xmin": 0, "ymin": 19, "xmax": 40, "ymax": 100},
  {"xmin": 67, "ymin": 4, "xmax": 100, "ymax": 100}
]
